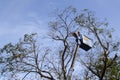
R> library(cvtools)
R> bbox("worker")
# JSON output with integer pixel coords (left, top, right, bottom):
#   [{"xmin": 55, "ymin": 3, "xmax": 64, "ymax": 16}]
[
  {"xmin": 72, "ymin": 31, "xmax": 83, "ymax": 45},
  {"xmin": 78, "ymin": 31, "xmax": 83, "ymax": 43}
]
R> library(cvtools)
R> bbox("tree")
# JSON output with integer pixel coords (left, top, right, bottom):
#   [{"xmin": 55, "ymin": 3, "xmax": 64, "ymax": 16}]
[
  {"xmin": 48, "ymin": 6, "xmax": 82, "ymax": 80},
  {"xmin": 0, "ymin": 33, "xmax": 55, "ymax": 80},
  {"xmin": 0, "ymin": 7, "xmax": 120, "ymax": 80},
  {"xmin": 0, "ymin": 6, "xmax": 81, "ymax": 80},
  {"xmin": 75, "ymin": 9, "xmax": 120, "ymax": 80}
]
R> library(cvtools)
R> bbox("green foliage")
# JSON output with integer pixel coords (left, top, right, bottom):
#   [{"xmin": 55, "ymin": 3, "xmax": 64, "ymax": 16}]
[
  {"xmin": 105, "ymin": 60, "xmax": 120, "ymax": 79},
  {"xmin": 0, "ymin": 7, "xmax": 120, "ymax": 80},
  {"xmin": 0, "ymin": 33, "xmax": 37, "ymax": 73},
  {"xmin": 74, "ymin": 9, "xmax": 120, "ymax": 80}
]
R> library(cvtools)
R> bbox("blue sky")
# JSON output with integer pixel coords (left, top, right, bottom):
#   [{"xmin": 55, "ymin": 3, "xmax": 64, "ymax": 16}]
[
  {"xmin": 0, "ymin": 0, "xmax": 120, "ymax": 47},
  {"xmin": 0, "ymin": 0, "xmax": 120, "ymax": 79}
]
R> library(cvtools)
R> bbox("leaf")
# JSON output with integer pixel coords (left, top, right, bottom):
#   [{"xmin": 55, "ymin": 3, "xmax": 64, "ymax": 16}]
[
  {"xmin": 98, "ymin": 28, "xmax": 104, "ymax": 33},
  {"xmin": 104, "ymin": 22, "xmax": 109, "ymax": 27},
  {"xmin": 83, "ymin": 9, "xmax": 88, "ymax": 11},
  {"xmin": 108, "ymin": 34, "xmax": 112, "ymax": 38}
]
